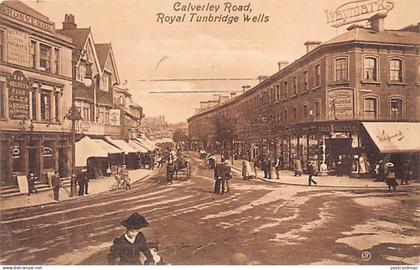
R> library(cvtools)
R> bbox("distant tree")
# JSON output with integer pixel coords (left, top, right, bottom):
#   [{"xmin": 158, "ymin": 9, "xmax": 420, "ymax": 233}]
[
  {"xmin": 213, "ymin": 115, "xmax": 235, "ymax": 156},
  {"xmin": 172, "ymin": 129, "xmax": 187, "ymax": 147}
]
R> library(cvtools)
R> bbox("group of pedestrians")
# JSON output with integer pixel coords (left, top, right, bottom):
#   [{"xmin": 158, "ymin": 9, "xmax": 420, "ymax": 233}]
[
  {"xmin": 76, "ymin": 169, "xmax": 90, "ymax": 196},
  {"xmin": 213, "ymin": 158, "xmax": 232, "ymax": 194}
]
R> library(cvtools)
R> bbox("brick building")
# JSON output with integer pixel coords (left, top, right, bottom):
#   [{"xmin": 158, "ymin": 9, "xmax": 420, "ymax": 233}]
[{"xmin": 188, "ymin": 15, "xmax": 420, "ymax": 178}]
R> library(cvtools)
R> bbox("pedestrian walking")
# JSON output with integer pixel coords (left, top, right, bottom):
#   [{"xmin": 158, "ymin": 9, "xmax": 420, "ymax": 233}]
[
  {"xmin": 166, "ymin": 161, "xmax": 175, "ymax": 185},
  {"xmin": 261, "ymin": 156, "xmax": 268, "ymax": 178},
  {"xmin": 385, "ymin": 162, "xmax": 398, "ymax": 191},
  {"xmin": 400, "ymin": 160, "xmax": 411, "ymax": 185},
  {"xmin": 275, "ymin": 155, "xmax": 282, "ymax": 179},
  {"xmin": 107, "ymin": 212, "xmax": 155, "ymax": 265},
  {"xmin": 224, "ymin": 162, "xmax": 232, "ymax": 193},
  {"xmin": 27, "ymin": 171, "xmax": 37, "ymax": 195},
  {"xmin": 214, "ymin": 159, "xmax": 230, "ymax": 194},
  {"xmin": 51, "ymin": 171, "xmax": 61, "ymax": 201},
  {"xmin": 336, "ymin": 155, "xmax": 344, "ymax": 177},
  {"xmin": 253, "ymin": 158, "xmax": 259, "ymax": 179},
  {"xmin": 77, "ymin": 169, "xmax": 87, "ymax": 196},
  {"xmin": 241, "ymin": 158, "xmax": 253, "ymax": 180},
  {"xmin": 294, "ymin": 158, "xmax": 302, "ymax": 176},
  {"xmin": 308, "ymin": 162, "xmax": 317, "ymax": 186},
  {"xmin": 267, "ymin": 156, "xmax": 273, "ymax": 179}
]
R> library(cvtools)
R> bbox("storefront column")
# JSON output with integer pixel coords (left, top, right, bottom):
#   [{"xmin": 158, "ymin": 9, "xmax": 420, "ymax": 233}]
[
  {"xmin": 52, "ymin": 140, "xmax": 58, "ymax": 171},
  {"xmin": 37, "ymin": 139, "xmax": 43, "ymax": 182}
]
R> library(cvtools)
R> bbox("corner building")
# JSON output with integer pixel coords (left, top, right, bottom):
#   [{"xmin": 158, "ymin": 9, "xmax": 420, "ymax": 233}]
[
  {"xmin": 188, "ymin": 15, "xmax": 420, "ymax": 179},
  {"xmin": 0, "ymin": 1, "xmax": 74, "ymax": 185}
]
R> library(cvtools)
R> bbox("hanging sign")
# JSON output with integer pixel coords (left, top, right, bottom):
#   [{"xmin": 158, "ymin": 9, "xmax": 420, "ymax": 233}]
[
  {"xmin": 325, "ymin": 0, "xmax": 395, "ymax": 28},
  {"xmin": 7, "ymin": 70, "xmax": 30, "ymax": 120}
]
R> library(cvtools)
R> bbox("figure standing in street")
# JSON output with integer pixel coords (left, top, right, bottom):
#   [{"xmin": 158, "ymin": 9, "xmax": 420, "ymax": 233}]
[
  {"xmin": 400, "ymin": 160, "xmax": 411, "ymax": 185},
  {"xmin": 253, "ymin": 158, "xmax": 259, "ymax": 179},
  {"xmin": 84, "ymin": 171, "xmax": 90, "ymax": 194},
  {"xmin": 385, "ymin": 162, "xmax": 398, "ymax": 191},
  {"xmin": 308, "ymin": 162, "xmax": 317, "ymax": 186},
  {"xmin": 77, "ymin": 169, "xmax": 87, "ymax": 196},
  {"xmin": 294, "ymin": 158, "xmax": 302, "ymax": 176},
  {"xmin": 51, "ymin": 171, "xmax": 61, "ymax": 201},
  {"xmin": 214, "ymin": 159, "xmax": 230, "ymax": 194},
  {"xmin": 336, "ymin": 155, "xmax": 344, "ymax": 177},
  {"xmin": 267, "ymin": 156, "xmax": 273, "ymax": 179},
  {"xmin": 275, "ymin": 155, "xmax": 282, "ymax": 179},
  {"xmin": 107, "ymin": 212, "xmax": 155, "ymax": 265},
  {"xmin": 166, "ymin": 161, "xmax": 175, "ymax": 185},
  {"xmin": 261, "ymin": 156, "xmax": 268, "ymax": 178},
  {"xmin": 27, "ymin": 171, "xmax": 37, "ymax": 195}
]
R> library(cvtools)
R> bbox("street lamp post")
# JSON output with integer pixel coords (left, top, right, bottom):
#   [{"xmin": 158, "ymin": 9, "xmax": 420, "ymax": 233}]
[{"xmin": 65, "ymin": 49, "xmax": 92, "ymax": 197}]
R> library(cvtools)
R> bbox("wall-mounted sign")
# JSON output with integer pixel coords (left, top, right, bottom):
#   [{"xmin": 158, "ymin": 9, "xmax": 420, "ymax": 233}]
[
  {"xmin": 7, "ymin": 70, "xmax": 30, "ymax": 120},
  {"xmin": 325, "ymin": 0, "xmax": 395, "ymax": 28},
  {"xmin": 327, "ymin": 88, "xmax": 354, "ymax": 120},
  {"xmin": 109, "ymin": 109, "xmax": 120, "ymax": 126},
  {"xmin": 0, "ymin": 3, "xmax": 55, "ymax": 32},
  {"xmin": 6, "ymin": 29, "xmax": 30, "ymax": 67},
  {"xmin": 12, "ymin": 146, "xmax": 20, "ymax": 158},
  {"xmin": 43, "ymin": 146, "xmax": 53, "ymax": 157}
]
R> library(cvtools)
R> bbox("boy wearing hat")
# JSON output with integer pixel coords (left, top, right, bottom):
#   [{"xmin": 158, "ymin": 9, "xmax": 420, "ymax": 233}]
[{"xmin": 107, "ymin": 212, "xmax": 155, "ymax": 265}]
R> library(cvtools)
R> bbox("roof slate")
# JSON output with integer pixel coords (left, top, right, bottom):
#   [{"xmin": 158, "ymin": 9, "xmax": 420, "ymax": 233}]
[
  {"xmin": 56, "ymin": 28, "xmax": 91, "ymax": 49},
  {"xmin": 95, "ymin": 43, "xmax": 112, "ymax": 70}
]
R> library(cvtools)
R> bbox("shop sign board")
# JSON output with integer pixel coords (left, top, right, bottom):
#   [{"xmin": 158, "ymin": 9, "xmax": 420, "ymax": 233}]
[
  {"xmin": 328, "ymin": 88, "xmax": 354, "ymax": 120},
  {"xmin": 7, "ymin": 70, "xmax": 30, "ymax": 119},
  {"xmin": 325, "ymin": 0, "xmax": 395, "ymax": 28},
  {"xmin": 6, "ymin": 28, "xmax": 30, "ymax": 67},
  {"xmin": 109, "ymin": 109, "xmax": 120, "ymax": 126},
  {"xmin": 0, "ymin": 3, "xmax": 55, "ymax": 32}
]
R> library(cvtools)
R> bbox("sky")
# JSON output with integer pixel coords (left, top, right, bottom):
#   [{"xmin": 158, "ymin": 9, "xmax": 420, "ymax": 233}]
[{"xmin": 25, "ymin": 0, "xmax": 420, "ymax": 123}]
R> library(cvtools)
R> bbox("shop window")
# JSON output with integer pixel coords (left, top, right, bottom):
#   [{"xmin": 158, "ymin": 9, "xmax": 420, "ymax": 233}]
[
  {"xmin": 0, "ymin": 81, "xmax": 4, "ymax": 118},
  {"xmin": 390, "ymin": 98, "xmax": 403, "ymax": 119},
  {"xmin": 293, "ymin": 76, "xmax": 297, "ymax": 95},
  {"xmin": 30, "ymin": 41, "xmax": 36, "ymax": 68},
  {"xmin": 102, "ymin": 73, "xmax": 110, "ymax": 91},
  {"xmin": 335, "ymin": 57, "xmax": 348, "ymax": 81},
  {"xmin": 43, "ymin": 142, "xmax": 54, "ymax": 169},
  {"xmin": 303, "ymin": 71, "xmax": 308, "ymax": 91},
  {"xmin": 390, "ymin": 59, "xmax": 403, "ymax": 82},
  {"xmin": 40, "ymin": 91, "xmax": 50, "ymax": 121},
  {"xmin": 90, "ymin": 104, "xmax": 95, "ymax": 122},
  {"xmin": 39, "ymin": 44, "xmax": 51, "ymax": 72},
  {"xmin": 363, "ymin": 57, "xmax": 378, "ymax": 81},
  {"xmin": 0, "ymin": 30, "xmax": 4, "ymax": 62},
  {"xmin": 54, "ymin": 92, "xmax": 59, "ymax": 120},
  {"xmin": 303, "ymin": 105, "xmax": 308, "ymax": 119},
  {"xmin": 364, "ymin": 97, "xmax": 378, "ymax": 119},
  {"xmin": 54, "ymin": 48, "xmax": 60, "ymax": 75},
  {"xmin": 105, "ymin": 109, "xmax": 110, "ymax": 124},
  {"xmin": 97, "ymin": 107, "xmax": 104, "ymax": 124},
  {"xmin": 315, "ymin": 64, "xmax": 321, "ymax": 86},
  {"xmin": 276, "ymin": 85, "xmax": 280, "ymax": 101}
]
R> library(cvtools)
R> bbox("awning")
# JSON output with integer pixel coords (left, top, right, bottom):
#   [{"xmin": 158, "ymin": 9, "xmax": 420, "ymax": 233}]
[
  {"xmin": 135, "ymin": 138, "xmax": 154, "ymax": 151},
  {"xmin": 105, "ymin": 136, "xmax": 139, "ymax": 154},
  {"xmin": 92, "ymin": 139, "xmax": 123, "ymax": 154},
  {"xmin": 362, "ymin": 122, "xmax": 420, "ymax": 153},
  {"xmin": 137, "ymin": 136, "xmax": 158, "ymax": 150},
  {"xmin": 129, "ymin": 140, "xmax": 148, "ymax": 153},
  {"xmin": 75, "ymin": 136, "xmax": 108, "ymax": 167}
]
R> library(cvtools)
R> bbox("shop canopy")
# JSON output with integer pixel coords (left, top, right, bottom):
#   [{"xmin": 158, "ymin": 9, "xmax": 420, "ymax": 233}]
[
  {"xmin": 75, "ymin": 136, "xmax": 108, "ymax": 167},
  {"xmin": 92, "ymin": 139, "xmax": 123, "ymax": 155},
  {"xmin": 105, "ymin": 136, "xmax": 139, "ymax": 154},
  {"xmin": 135, "ymin": 138, "xmax": 155, "ymax": 151},
  {"xmin": 137, "ymin": 134, "xmax": 159, "ymax": 150},
  {"xmin": 128, "ymin": 140, "xmax": 148, "ymax": 153},
  {"xmin": 362, "ymin": 122, "xmax": 420, "ymax": 153}
]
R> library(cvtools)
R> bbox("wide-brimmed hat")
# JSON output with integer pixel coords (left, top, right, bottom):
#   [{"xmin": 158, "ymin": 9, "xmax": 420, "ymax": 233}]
[
  {"xmin": 385, "ymin": 162, "xmax": 394, "ymax": 168},
  {"xmin": 121, "ymin": 212, "xmax": 149, "ymax": 229}
]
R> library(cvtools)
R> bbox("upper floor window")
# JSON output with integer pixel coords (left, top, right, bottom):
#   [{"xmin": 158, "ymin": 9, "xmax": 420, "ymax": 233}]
[
  {"xmin": 39, "ymin": 44, "xmax": 51, "ymax": 72},
  {"xmin": 335, "ymin": 57, "xmax": 348, "ymax": 81},
  {"xmin": 315, "ymin": 101, "xmax": 320, "ymax": 117},
  {"xmin": 284, "ymin": 110, "xmax": 288, "ymax": 122},
  {"xmin": 102, "ymin": 73, "xmax": 110, "ymax": 91},
  {"xmin": 363, "ymin": 57, "xmax": 378, "ymax": 81},
  {"xmin": 303, "ymin": 71, "xmax": 308, "ymax": 91},
  {"xmin": 283, "ymin": 81, "xmax": 288, "ymax": 98},
  {"xmin": 364, "ymin": 97, "xmax": 378, "ymax": 119},
  {"xmin": 276, "ymin": 85, "xmax": 280, "ymax": 101},
  {"xmin": 30, "ymin": 41, "xmax": 36, "ymax": 68},
  {"xmin": 292, "ymin": 76, "xmax": 297, "ymax": 96},
  {"xmin": 293, "ymin": 107, "xmax": 297, "ymax": 121},
  {"xmin": 303, "ymin": 105, "xmax": 308, "ymax": 119},
  {"xmin": 0, "ymin": 30, "xmax": 4, "ymax": 62},
  {"xmin": 77, "ymin": 63, "xmax": 86, "ymax": 81},
  {"xmin": 40, "ymin": 91, "xmax": 51, "ymax": 120},
  {"xmin": 54, "ymin": 48, "xmax": 60, "ymax": 75},
  {"xmin": 0, "ymin": 81, "xmax": 4, "ymax": 118},
  {"xmin": 119, "ymin": 96, "xmax": 124, "ymax": 105},
  {"xmin": 390, "ymin": 98, "xmax": 403, "ymax": 119},
  {"xmin": 315, "ymin": 64, "xmax": 321, "ymax": 86},
  {"xmin": 390, "ymin": 59, "xmax": 403, "ymax": 82}
]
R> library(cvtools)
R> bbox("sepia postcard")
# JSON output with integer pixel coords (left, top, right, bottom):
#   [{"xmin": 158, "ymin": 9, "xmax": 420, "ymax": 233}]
[{"xmin": 0, "ymin": 0, "xmax": 419, "ymax": 268}]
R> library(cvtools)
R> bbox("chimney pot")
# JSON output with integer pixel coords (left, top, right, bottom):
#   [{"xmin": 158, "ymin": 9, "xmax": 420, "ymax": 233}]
[
  {"xmin": 62, "ymin": 14, "xmax": 77, "ymax": 30},
  {"xmin": 242, "ymin": 85, "xmax": 251, "ymax": 92},
  {"xmin": 304, "ymin": 41, "xmax": 321, "ymax": 53},
  {"xmin": 258, "ymin": 75, "xmax": 269, "ymax": 83},
  {"xmin": 368, "ymin": 13, "xmax": 386, "ymax": 32},
  {"xmin": 278, "ymin": 61, "xmax": 289, "ymax": 71}
]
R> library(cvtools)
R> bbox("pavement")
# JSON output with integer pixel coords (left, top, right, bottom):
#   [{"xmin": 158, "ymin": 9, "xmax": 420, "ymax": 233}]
[
  {"xmin": 206, "ymin": 153, "xmax": 420, "ymax": 189},
  {"xmin": 0, "ymin": 168, "xmax": 153, "ymax": 210}
]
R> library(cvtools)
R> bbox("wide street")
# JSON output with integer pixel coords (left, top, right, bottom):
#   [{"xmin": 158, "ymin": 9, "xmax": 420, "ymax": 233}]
[{"xmin": 0, "ymin": 155, "xmax": 419, "ymax": 265}]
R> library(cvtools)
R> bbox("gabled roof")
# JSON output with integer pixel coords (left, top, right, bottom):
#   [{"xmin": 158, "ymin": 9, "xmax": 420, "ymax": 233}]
[
  {"xmin": 56, "ymin": 28, "xmax": 91, "ymax": 49},
  {"xmin": 323, "ymin": 26, "xmax": 420, "ymax": 46},
  {"xmin": 2, "ymin": 0, "xmax": 50, "ymax": 22},
  {"xmin": 95, "ymin": 43, "xmax": 121, "ymax": 85}
]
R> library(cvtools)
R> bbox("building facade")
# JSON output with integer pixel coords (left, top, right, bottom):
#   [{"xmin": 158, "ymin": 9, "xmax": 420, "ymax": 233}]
[
  {"xmin": 188, "ymin": 15, "xmax": 420, "ymax": 178},
  {"xmin": 0, "ymin": 0, "xmax": 74, "ymax": 185}
]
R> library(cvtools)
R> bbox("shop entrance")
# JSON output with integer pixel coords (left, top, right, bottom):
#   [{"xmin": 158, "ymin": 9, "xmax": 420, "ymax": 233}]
[
  {"xmin": 58, "ymin": 148, "xmax": 68, "ymax": 177},
  {"xmin": 326, "ymin": 138, "xmax": 352, "ymax": 175}
]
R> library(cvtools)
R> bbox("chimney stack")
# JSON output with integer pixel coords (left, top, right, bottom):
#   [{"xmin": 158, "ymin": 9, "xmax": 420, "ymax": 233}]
[
  {"xmin": 242, "ymin": 85, "xmax": 251, "ymax": 92},
  {"xmin": 62, "ymin": 14, "xmax": 77, "ymax": 30},
  {"xmin": 258, "ymin": 75, "xmax": 269, "ymax": 83},
  {"xmin": 304, "ymin": 41, "xmax": 321, "ymax": 53},
  {"xmin": 368, "ymin": 13, "xmax": 386, "ymax": 32},
  {"xmin": 277, "ymin": 61, "xmax": 289, "ymax": 71},
  {"xmin": 230, "ymin": 92, "xmax": 237, "ymax": 98}
]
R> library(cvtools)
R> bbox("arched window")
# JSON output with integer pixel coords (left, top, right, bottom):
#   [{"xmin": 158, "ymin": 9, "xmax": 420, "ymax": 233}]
[
  {"xmin": 390, "ymin": 59, "xmax": 403, "ymax": 82},
  {"xmin": 363, "ymin": 57, "xmax": 378, "ymax": 81},
  {"xmin": 390, "ymin": 98, "xmax": 403, "ymax": 119},
  {"xmin": 364, "ymin": 97, "xmax": 378, "ymax": 119}
]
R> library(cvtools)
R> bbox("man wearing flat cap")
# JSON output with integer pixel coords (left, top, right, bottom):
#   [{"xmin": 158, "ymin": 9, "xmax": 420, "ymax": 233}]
[{"xmin": 107, "ymin": 212, "xmax": 155, "ymax": 265}]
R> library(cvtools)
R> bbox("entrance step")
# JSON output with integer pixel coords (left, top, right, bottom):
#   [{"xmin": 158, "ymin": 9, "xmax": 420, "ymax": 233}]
[{"xmin": 0, "ymin": 177, "xmax": 71, "ymax": 199}]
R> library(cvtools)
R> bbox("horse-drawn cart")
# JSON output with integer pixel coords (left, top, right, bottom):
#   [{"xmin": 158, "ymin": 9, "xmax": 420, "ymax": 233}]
[{"xmin": 174, "ymin": 158, "xmax": 191, "ymax": 181}]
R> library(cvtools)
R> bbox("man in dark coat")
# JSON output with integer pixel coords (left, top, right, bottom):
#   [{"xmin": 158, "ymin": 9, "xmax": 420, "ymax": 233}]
[
  {"xmin": 308, "ymin": 162, "xmax": 317, "ymax": 186},
  {"xmin": 77, "ymin": 170, "xmax": 87, "ymax": 196},
  {"xmin": 214, "ymin": 160, "xmax": 228, "ymax": 194},
  {"xmin": 27, "ymin": 171, "xmax": 37, "ymax": 195},
  {"xmin": 107, "ymin": 212, "xmax": 155, "ymax": 265},
  {"xmin": 51, "ymin": 171, "xmax": 61, "ymax": 201}
]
